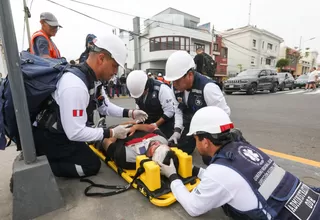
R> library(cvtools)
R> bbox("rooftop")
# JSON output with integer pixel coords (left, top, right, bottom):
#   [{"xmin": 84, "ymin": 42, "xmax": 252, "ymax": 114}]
[{"xmin": 223, "ymin": 25, "xmax": 284, "ymax": 42}]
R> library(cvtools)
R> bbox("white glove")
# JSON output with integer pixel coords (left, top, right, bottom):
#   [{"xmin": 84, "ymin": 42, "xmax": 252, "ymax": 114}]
[
  {"xmin": 111, "ymin": 125, "xmax": 130, "ymax": 139},
  {"xmin": 151, "ymin": 123, "xmax": 158, "ymax": 127},
  {"xmin": 129, "ymin": 110, "xmax": 148, "ymax": 122},
  {"xmin": 168, "ymin": 132, "xmax": 181, "ymax": 144},
  {"xmin": 158, "ymin": 159, "xmax": 177, "ymax": 178}
]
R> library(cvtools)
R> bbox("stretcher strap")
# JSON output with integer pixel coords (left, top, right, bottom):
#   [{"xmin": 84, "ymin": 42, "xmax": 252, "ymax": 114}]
[{"xmin": 80, "ymin": 159, "xmax": 151, "ymax": 197}]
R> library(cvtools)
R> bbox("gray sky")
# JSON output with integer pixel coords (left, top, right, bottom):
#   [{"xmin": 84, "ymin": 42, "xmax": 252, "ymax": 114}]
[{"xmin": 9, "ymin": 0, "xmax": 320, "ymax": 61}]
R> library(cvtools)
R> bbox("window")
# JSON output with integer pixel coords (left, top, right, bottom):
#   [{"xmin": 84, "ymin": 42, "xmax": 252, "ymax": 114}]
[
  {"xmin": 150, "ymin": 38, "xmax": 161, "ymax": 51},
  {"xmin": 253, "ymin": 39, "xmax": 257, "ymax": 48},
  {"xmin": 251, "ymin": 56, "xmax": 256, "ymax": 65},
  {"xmin": 262, "ymin": 41, "xmax": 265, "ymax": 49},
  {"xmin": 160, "ymin": 37, "xmax": 166, "ymax": 50},
  {"xmin": 266, "ymin": 70, "xmax": 272, "ymax": 75},
  {"xmin": 213, "ymin": 43, "xmax": 218, "ymax": 52},
  {"xmin": 266, "ymin": 58, "xmax": 271, "ymax": 65},
  {"xmin": 180, "ymin": 37, "xmax": 185, "ymax": 50},
  {"xmin": 150, "ymin": 39, "xmax": 155, "ymax": 51},
  {"xmin": 267, "ymin": 43, "xmax": 273, "ymax": 50},
  {"xmin": 260, "ymin": 70, "xmax": 267, "ymax": 76},
  {"xmin": 167, "ymin": 37, "xmax": 174, "ymax": 50},
  {"xmin": 195, "ymin": 43, "xmax": 205, "ymax": 52},
  {"xmin": 174, "ymin": 37, "xmax": 180, "ymax": 50},
  {"xmin": 221, "ymin": 47, "xmax": 228, "ymax": 58},
  {"xmin": 261, "ymin": 57, "xmax": 263, "ymax": 64},
  {"xmin": 186, "ymin": 38, "xmax": 190, "ymax": 51},
  {"xmin": 275, "ymin": 45, "xmax": 277, "ymax": 52},
  {"xmin": 149, "ymin": 36, "xmax": 189, "ymax": 51}
]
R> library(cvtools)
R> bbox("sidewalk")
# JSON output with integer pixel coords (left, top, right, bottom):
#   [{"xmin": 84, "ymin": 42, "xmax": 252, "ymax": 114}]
[{"xmin": 1, "ymin": 144, "xmax": 320, "ymax": 220}]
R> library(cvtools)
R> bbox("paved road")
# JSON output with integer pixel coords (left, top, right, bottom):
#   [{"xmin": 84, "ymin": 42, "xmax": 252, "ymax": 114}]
[
  {"xmin": 226, "ymin": 89, "xmax": 320, "ymax": 161},
  {"xmin": 1, "ymin": 90, "xmax": 320, "ymax": 220}
]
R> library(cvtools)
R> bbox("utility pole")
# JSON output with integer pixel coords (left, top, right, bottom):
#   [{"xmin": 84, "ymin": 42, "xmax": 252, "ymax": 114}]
[
  {"xmin": 0, "ymin": 1, "xmax": 63, "ymax": 219},
  {"xmin": 211, "ymin": 25, "xmax": 215, "ymax": 57},
  {"xmin": 248, "ymin": 0, "xmax": 252, "ymax": 25},
  {"xmin": 23, "ymin": 0, "xmax": 31, "ymax": 48},
  {"xmin": 299, "ymin": 36, "xmax": 302, "ymax": 50},
  {"xmin": 133, "ymin": 17, "xmax": 141, "ymax": 70}
]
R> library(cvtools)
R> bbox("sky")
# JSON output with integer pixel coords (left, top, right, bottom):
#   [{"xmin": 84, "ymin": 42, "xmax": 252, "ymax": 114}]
[{"xmin": 5, "ymin": 0, "xmax": 320, "ymax": 62}]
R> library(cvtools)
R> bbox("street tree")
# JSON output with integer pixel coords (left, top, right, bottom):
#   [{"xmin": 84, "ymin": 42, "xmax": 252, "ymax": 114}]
[{"xmin": 276, "ymin": 58, "xmax": 289, "ymax": 71}]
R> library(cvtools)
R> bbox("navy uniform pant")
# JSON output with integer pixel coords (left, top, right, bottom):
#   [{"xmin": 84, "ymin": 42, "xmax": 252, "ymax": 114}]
[{"xmin": 33, "ymin": 127, "xmax": 101, "ymax": 178}]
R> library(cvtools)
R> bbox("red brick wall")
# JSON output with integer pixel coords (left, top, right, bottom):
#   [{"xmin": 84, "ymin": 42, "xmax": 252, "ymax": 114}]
[{"xmin": 214, "ymin": 35, "xmax": 228, "ymax": 77}]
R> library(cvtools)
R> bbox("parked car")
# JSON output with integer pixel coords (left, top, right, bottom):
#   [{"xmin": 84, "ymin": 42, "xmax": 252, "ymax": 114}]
[
  {"xmin": 294, "ymin": 75, "xmax": 308, "ymax": 89},
  {"xmin": 224, "ymin": 69, "xmax": 279, "ymax": 95},
  {"xmin": 277, "ymin": 72, "xmax": 295, "ymax": 91}
]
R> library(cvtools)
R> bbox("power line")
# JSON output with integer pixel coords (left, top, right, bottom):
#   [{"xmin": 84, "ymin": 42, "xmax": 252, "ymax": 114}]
[
  {"xmin": 46, "ymin": 0, "xmax": 149, "ymax": 40},
  {"xmin": 29, "ymin": 0, "xmax": 35, "ymax": 11},
  {"xmin": 225, "ymin": 43, "xmax": 254, "ymax": 58},
  {"xmin": 66, "ymin": 0, "xmax": 203, "ymax": 31},
  {"xmin": 67, "ymin": 0, "xmax": 261, "ymax": 54},
  {"xmin": 48, "ymin": 0, "xmax": 267, "ymax": 57}
]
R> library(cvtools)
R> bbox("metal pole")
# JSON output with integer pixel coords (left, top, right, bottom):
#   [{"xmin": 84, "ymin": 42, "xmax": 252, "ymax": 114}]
[
  {"xmin": 133, "ymin": 17, "xmax": 141, "ymax": 70},
  {"xmin": 299, "ymin": 36, "xmax": 302, "ymax": 50},
  {"xmin": 211, "ymin": 25, "xmax": 215, "ymax": 56},
  {"xmin": 0, "ymin": 0, "xmax": 37, "ymax": 164},
  {"xmin": 248, "ymin": 0, "xmax": 252, "ymax": 25},
  {"xmin": 23, "ymin": 0, "xmax": 32, "ymax": 49}
]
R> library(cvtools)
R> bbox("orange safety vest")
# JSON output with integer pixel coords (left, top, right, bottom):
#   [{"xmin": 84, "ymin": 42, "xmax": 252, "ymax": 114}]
[
  {"xmin": 157, "ymin": 76, "xmax": 170, "ymax": 85},
  {"xmin": 30, "ymin": 30, "xmax": 61, "ymax": 58}
]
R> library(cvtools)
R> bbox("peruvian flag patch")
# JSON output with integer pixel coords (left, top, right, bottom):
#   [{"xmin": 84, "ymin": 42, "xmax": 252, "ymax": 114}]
[{"xmin": 73, "ymin": 109, "xmax": 84, "ymax": 117}]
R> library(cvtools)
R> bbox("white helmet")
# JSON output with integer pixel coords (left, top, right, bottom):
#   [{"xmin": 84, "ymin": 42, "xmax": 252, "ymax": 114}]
[
  {"xmin": 93, "ymin": 33, "xmax": 127, "ymax": 68},
  {"xmin": 148, "ymin": 72, "xmax": 152, "ymax": 76},
  {"xmin": 164, "ymin": 51, "xmax": 195, "ymax": 81},
  {"xmin": 158, "ymin": 73, "xmax": 162, "ymax": 77},
  {"xmin": 126, "ymin": 70, "xmax": 148, "ymax": 98},
  {"xmin": 187, "ymin": 106, "xmax": 234, "ymax": 136}
]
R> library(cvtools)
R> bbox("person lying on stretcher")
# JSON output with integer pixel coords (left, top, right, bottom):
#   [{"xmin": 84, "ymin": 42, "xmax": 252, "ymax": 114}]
[{"xmin": 98, "ymin": 122, "xmax": 179, "ymax": 170}]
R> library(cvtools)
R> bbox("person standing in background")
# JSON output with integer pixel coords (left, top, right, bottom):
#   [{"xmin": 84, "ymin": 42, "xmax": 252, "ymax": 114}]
[
  {"xmin": 30, "ymin": 12, "xmax": 62, "ymax": 58},
  {"xmin": 120, "ymin": 73, "xmax": 127, "ymax": 96},
  {"xmin": 79, "ymin": 34, "xmax": 96, "ymax": 63}
]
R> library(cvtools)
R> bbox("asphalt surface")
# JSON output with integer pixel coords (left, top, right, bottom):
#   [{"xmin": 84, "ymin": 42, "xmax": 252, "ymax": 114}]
[
  {"xmin": 1, "ymin": 89, "xmax": 320, "ymax": 220},
  {"xmin": 226, "ymin": 89, "xmax": 320, "ymax": 161}
]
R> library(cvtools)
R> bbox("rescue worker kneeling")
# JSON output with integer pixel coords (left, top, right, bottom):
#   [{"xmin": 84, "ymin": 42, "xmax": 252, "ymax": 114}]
[
  {"xmin": 160, "ymin": 106, "xmax": 320, "ymax": 220},
  {"xmin": 33, "ymin": 34, "xmax": 148, "ymax": 178},
  {"xmin": 126, "ymin": 70, "xmax": 182, "ymax": 139},
  {"xmin": 98, "ymin": 122, "xmax": 179, "ymax": 170}
]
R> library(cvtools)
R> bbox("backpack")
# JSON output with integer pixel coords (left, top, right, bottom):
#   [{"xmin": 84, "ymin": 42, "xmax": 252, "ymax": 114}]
[
  {"xmin": 202, "ymin": 53, "xmax": 217, "ymax": 77},
  {"xmin": 0, "ymin": 51, "xmax": 85, "ymax": 150}
]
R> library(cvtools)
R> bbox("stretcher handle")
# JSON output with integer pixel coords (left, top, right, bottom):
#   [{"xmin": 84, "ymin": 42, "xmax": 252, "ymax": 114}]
[{"xmin": 80, "ymin": 162, "xmax": 148, "ymax": 197}]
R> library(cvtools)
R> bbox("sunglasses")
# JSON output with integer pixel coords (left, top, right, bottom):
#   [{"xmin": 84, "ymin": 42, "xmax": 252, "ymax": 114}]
[{"xmin": 45, "ymin": 22, "xmax": 60, "ymax": 30}]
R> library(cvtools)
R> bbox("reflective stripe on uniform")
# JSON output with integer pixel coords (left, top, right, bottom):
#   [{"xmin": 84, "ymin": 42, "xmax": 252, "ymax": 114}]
[
  {"xmin": 258, "ymin": 164, "xmax": 286, "ymax": 200},
  {"xmin": 75, "ymin": 164, "xmax": 85, "ymax": 177}
]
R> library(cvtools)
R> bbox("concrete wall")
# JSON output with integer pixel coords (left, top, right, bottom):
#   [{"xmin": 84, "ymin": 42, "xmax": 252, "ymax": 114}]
[
  {"xmin": 223, "ymin": 29, "xmax": 281, "ymax": 74},
  {"xmin": 223, "ymin": 32, "xmax": 252, "ymax": 74},
  {"xmin": 123, "ymin": 23, "xmax": 212, "ymax": 73}
]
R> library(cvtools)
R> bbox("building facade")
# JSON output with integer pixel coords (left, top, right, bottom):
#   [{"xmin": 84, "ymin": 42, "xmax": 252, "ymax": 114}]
[
  {"xmin": 213, "ymin": 35, "xmax": 228, "ymax": 81},
  {"xmin": 119, "ymin": 8, "xmax": 228, "ymax": 80},
  {"xmin": 222, "ymin": 25, "xmax": 283, "ymax": 75},
  {"xmin": 296, "ymin": 50, "xmax": 318, "ymax": 76},
  {"xmin": 278, "ymin": 46, "xmax": 299, "ymax": 76}
]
